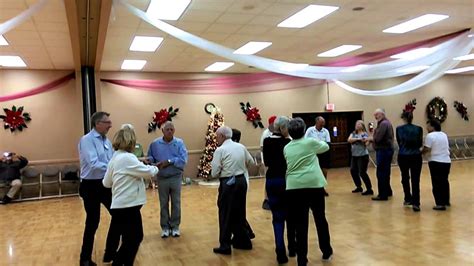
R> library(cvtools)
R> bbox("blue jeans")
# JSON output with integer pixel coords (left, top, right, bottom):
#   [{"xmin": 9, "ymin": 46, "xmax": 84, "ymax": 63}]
[
  {"xmin": 265, "ymin": 177, "xmax": 296, "ymax": 252},
  {"xmin": 375, "ymin": 149, "xmax": 394, "ymax": 198}
]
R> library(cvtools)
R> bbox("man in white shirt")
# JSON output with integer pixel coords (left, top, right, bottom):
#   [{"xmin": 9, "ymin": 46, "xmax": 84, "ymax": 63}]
[
  {"xmin": 212, "ymin": 126, "xmax": 255, "ymax": 255},
  {"xmin": 305, "ymin": 116, "xmax": 331, "ymax": 196}
]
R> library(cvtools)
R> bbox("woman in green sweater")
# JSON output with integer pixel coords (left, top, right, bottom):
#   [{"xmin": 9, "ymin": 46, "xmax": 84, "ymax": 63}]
[{"xmin": 284, "ymin": 117, "xmax": 333, "ymax": 265}]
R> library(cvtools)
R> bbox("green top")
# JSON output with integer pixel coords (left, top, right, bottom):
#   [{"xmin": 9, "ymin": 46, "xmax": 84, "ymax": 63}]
[{"xmin": 284, "ymin": 137, "xmax": 330, "ymax": 190}]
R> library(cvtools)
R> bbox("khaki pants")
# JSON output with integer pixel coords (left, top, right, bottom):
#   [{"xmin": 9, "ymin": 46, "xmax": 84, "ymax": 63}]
[{"xmin": 6, "ymin": 179, "xmax": 22, "ymax": 198}]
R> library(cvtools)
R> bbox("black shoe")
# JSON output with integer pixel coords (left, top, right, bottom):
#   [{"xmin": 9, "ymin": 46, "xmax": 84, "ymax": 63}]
[
  {"xmin": 322, "ymin": 250, "xmax": 333, "ymax": 261},
  {"xmin": 79, "ymin": 259, "xmax": 97, "ymax": 266},
  {"xmin": 262, "ymin": 199, "xmax": 271, "ymax": 210},
  {"xmin": 413, "ymin": 205, "xmax": 421, "ymax": 212},
  {"xmin": 403, "ymin": 201, "xmax": 412, "ymax": 207},
  {"xmin": 276, "ymin": 249, "xmax": 289, "ymax": 264},
  {"xmin": 213, "ymin": 247, "xmax": 231, "ymax": 255},
  {"xmin": 446, "ymin": 203, "xmax": 451, "ymax": 207},
  {"xmin": 1, "ymin": 195, "xmax": 12, "ymax": 204},
  {"xmin": 288, "ymin": 248, "xmax": 296, "ymax": 257},
  {"xmin": 103, "ymin": 252, "xmax": 115, "ymax": 263},
  {"xmin": 433, "ymin": 205, "xmax": 446, "ymax": 211},
  {"xmin": 324, "ymin": 189, "xmax": 329, "ymax": 197},
  {"xmin": 352, "ymin": 187, "xmax": 363, "ymax": 193},
  {"xmin": 371, "ymin": 196, "xmax": 388, "ymax": 201},
  {"xmin": 248, "ymin": 231, "xmax": 255, "ymax": 240},
  {"xmin": 361, "ymin": 190, "xmax": 374, "ymax": 196}
]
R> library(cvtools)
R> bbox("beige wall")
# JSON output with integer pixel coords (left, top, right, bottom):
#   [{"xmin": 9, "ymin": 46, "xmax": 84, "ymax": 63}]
[
  {"xmin": 1, "ymin": 69, "xmax": 472, "ymax": 178},
  {"xmin": 0, "ymin": 70, "xmax": 83, "ymax": 161}
]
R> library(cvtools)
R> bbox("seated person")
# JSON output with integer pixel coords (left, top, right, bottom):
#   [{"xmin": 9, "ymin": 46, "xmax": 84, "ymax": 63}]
[{"xmin": 0, "ymin": 152, "xmax": 28, "ymax": 204}]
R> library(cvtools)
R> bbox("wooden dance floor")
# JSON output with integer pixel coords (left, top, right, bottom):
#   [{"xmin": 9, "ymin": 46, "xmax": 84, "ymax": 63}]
[{"xmin": 1, "ymin": 160, "xmax": 473, "ymax": 265}]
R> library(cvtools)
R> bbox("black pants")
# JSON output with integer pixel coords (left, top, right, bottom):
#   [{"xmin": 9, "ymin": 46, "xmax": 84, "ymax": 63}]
[
  {"xmin": 350, "ymin": 155, "xmax": 372, "ymax": 190},
  {"xmin": 398, "ymin": 154, "xmax": 422, "ymax": 206},
  {"xmin": 287, "ymin": 188, "xmax": 332, "ymax": 265},
  {"xmin": 428, "ymin": 161, "xmax": 451, "ymax": 206},
  {"xmin": 79, "ymin": 179, "xmax": 120, "ymax": 261},
  {"xmin": 111, "ymin": 205, "xmax": 144, "ymax": 266},
  {"xmin": 375, "ymin": 149, "xmax": 394, "ymax": 198},
  {"xmin": 217, "ymin": 175, "xmax": 251, "ymax": 249},
  {"xmin": 265, "ymin": 177, "xmax": 296, "ymax": 253}
]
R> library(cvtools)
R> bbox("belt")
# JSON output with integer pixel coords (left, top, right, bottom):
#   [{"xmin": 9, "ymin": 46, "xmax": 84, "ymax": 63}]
[{"xmin": 219, "ymin": 174, "xmax": 245, "ymax": 181}]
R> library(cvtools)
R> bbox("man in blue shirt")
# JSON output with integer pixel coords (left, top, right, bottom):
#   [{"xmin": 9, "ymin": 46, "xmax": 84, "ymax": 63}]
[
  {"xmin": 78, "ymin": 112, "xmax": 119, "ymax": 266},
  {"xmin": 148, "ymin": 121, "xmax": 188, "ymax": 238}
]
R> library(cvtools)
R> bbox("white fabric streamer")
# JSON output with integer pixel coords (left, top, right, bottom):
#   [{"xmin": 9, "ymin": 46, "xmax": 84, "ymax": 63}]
[
  {"xmin": 0, "ymin": 0, "xmax": 48, "ymax": 36},
  {"xmin": 117, "ymin": 0, "xmax": 473, "ymax": 95}
]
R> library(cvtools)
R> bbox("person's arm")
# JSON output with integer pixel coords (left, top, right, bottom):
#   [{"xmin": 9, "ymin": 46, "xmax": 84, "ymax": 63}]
[
  {"xmin": 122, "ymin": 154, "xmax": 159, "ymax": 179},
  {"xmin": 417, "ymin": 127, "xmax": 424, "ymax": 149},
  {"xmin": 17, "ymin": 155, "xmax": 28, "ymax": 169},
  {"xmin": 421, "ymin": 134, "xmax": 432, "ymax": 154},
  {"xmin": 312, "ymin": 139, "xmax": 330, "ymax": 154},
  {"xmin": 325, "ymin": 129, "xmax": 331, "ymax": 142},
  {"xmin": 171, "ymin": 140, "xmax": 188, "ymax": 169},
  {"xmin": 262, "ymin": 138, "xmax": 271, "ymax": 166},
  {"xmin": 304, "ymin": 127, "xmax": 312, "ymax": 138},
  {"xmin": 373, "ymin": 121, "xmax": 388, "ymax": 144},
  {"xmin": 244, "ymin": 147, "xmax": 255, "ymax": 167},
  {"xmin": 211, "ymin": 148, "xmax": 223, "ymax": 178},
  {"xmin": 79, "ymin": 137, "xmax": 108, "ymax": 173},
  {"xmin": 102, "ymin": 164, "xmax": 113, "ymax": 188},
  {"xmin": 395, "ymin": 127, "xmax": 401, "ymax": 146},
  {"xmin": 348, "ymin": 133, "xmax": 358, "ymax": 143},
  {"xmin": 146, "ymin": 143, "xmax": 155, "ymax": 163}
]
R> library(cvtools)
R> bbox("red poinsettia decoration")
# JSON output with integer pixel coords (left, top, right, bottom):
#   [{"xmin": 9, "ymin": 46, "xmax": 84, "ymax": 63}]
[
  {"xmin": 401, "ymin": 98, "xmax": 417, "ymax": 118},
  {"xmin": 454, "ymin": 100, "xmax": 469, "ymax": 121},
  {"xmin": 240, "ymin": 102, "xmax": 264, "ymax": 128},
  {"xmin": 0, "ymin": 105, "xmax": 32, "ymax": 132},
  {"xmin": 148, "ymin": 106, "xmax": 179, "ymax": 133}
]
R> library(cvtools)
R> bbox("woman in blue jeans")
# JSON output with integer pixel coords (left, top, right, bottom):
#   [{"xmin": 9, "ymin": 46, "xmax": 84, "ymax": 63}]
[{"xmin": 263, "ymin": 116, "xmax": 296, "ymax": 264}]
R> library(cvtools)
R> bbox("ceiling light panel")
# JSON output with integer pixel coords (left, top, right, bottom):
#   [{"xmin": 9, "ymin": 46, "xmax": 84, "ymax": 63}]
[
  {"xmin": 234, "ymin": 41, "xmax": 272, "ymax": 55},
  {"xmin": 278, "ymin": 4, "xmax": 339, "ymax": 28},
  {"xmin": 383, "ymin": 14, "xmax": 449, "ymax": 34},
  {"xmin": 317, "ymin": 45, "xmax": 362, "ymax": 57},
  {"xmin": 205, "ymin": 62, "xmax": 234, "ymax": 71},
  {"xmin": 146, "ymin": 0, "xmax": 191, "ymax": 21},
  {"xmin": 130, "ymin": 36, "xmax": 164, "ymax": 52}
]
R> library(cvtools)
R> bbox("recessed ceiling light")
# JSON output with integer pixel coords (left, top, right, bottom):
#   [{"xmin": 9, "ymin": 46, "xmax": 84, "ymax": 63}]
[
  {"xmin": 397, "ymin": 65, "xmax": 430, "ymax": 73},
  {"xmin": 278, "ymin": 4, "xmax": 339, "ymax": 28},
  {"xmin": 0, "ymin": 35, "xmax": 8, "ymax": 46},
  {"xmin": 205, "ymin": 62, "xmax": 234, "ymax": 72},
  {"xmin": 130, "ymin": 36, "xmax": 164, "ymax": 52},
  {"xmin": 0, "ymin": 56, "xmax": 27, "ymax": 67},
  {"xmin": 121, "ymin": 60, "xmax": 147, "ymax": 70},
  {"xmin": 453, "ymin": 53, "xmax": 474, "ymax": 61},
  {"xmin": 390, "ymin": 48, "xmax": 434, "ymax": 59},
  {"xmin": 445, "ymin": 66, "xmax": 474, "ymax": 74},
  {"xmin": 233, "ymin": 41, "xmax": 272, "ymax": 55},
  {"xmin": 146, "ymin": 0, "xmax": 191, "ymax": 20},
  {"xmin": 383, "ymin": 14, "xmax": 449, "ymax": 34},
  {"xmin": 317, "ymin": 45, "xmax": 362, "ymax": 57},
  {"xmin": 341, "ymin": 64, "xmax": 368, "ymax": 72}
]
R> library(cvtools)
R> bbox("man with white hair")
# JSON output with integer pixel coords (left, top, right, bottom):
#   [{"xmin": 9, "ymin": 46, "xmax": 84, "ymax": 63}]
[
  {"xmin": 148, "ymin": 121, "xmax": 188, "ymax": 238},
  {"xmin": 368, "ymin": 108, "xmax": 394, "ymax": 201},
  {"xmin": 212, "ymin": 126, "xmax": 255, "ymax": 255}
]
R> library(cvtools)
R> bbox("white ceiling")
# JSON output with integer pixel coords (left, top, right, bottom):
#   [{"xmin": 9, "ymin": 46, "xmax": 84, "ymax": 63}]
[
  {"xmin": 0, "ymin": 0, "xmax": 473, "ymax": 72},
  {"xmin": 0, "ymin": 0, "xmax": 74, "ymax": 69}
]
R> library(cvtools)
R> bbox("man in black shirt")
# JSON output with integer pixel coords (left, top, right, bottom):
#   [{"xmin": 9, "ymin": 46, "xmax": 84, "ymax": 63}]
[{"xmin": 0, "ymin": 152, "xmax": 28, "ymax": 204}]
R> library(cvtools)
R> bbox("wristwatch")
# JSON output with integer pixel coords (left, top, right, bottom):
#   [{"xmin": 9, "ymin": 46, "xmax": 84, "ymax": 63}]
[{"xmin": 167, "ymin": 159, "xmax": 172, "ymax": 164}]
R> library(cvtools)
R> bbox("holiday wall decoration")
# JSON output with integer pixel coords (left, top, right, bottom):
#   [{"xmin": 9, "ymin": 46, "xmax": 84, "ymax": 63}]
[
  {"xmin": 197, "ymin": 107, "xmax": 224, "ymax": 180},
  {"xmin": 426, "ymin": 97, "xmax": 448, "ymax": 123},
  {"xmin": 148, "ymin": 106, "xmax": 179, "ymax": 133},
  {"xmin": 240, "ymin": 102, "xmax": 264, "ymax": 128},
  {"xmin": 0, "ymin": 105, "xmax": 31, "ymax": 132},
  {"xmin": 453, "ymin": 100, "xmax": 469, "ymax": 121},
  {"xmin": 401, "ymin": 98, "xmax": 417, "ymax": 117}
]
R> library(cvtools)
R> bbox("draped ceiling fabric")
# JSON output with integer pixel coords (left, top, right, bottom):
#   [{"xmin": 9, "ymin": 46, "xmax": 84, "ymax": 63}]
[
  {"xmin": 115, "ymin": 0, "xmax": 473, "ymax": 96},
  {"xmin": 0, "ymin": 73, "xmax": 75, "ymax": 102},
  {"xmin": 0, "ymin": 0, "xmax": 48, "ymax": 36}
]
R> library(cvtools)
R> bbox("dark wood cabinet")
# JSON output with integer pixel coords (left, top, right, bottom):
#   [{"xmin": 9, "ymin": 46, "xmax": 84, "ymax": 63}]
[{"xmin": 292, "ymin": 111, "xmax": 363, "ymax": 168}]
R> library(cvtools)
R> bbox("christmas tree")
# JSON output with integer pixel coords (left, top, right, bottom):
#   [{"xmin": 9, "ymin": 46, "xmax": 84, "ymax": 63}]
[{"xmin": 197, "ymin": 107, "xmax": 224, "ymax": 180}]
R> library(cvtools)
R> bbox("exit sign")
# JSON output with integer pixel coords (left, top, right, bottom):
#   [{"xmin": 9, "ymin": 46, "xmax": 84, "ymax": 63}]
[{"xmin": 326, "ymin": 103, "xmax": 335, "ymax": 111}]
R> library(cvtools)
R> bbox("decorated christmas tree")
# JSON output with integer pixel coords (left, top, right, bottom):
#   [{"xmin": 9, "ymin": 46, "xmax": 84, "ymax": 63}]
[{"xmin": 197, "ymin": 107, "xmax": 224, "ymax": 180}]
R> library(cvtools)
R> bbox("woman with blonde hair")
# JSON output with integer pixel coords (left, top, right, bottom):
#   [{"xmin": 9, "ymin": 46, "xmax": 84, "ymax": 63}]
[
  {"xmin": 347, "ymin": 120, "xmax": 373, "ymax": 195},
  {"xmin": 103, "ymin": 124, "xmax": 158, "ymax": 265}
]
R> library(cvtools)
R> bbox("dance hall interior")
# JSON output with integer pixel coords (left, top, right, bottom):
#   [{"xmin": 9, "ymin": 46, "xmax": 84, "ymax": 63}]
[{"xmin": 0, "ymin": 0, "xmax": 473, "ymax": 265}]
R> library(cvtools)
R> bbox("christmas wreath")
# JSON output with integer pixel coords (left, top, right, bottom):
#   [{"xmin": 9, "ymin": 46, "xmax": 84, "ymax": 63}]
[
  {"xmin": 401, "ymin": 98, "xmax": 416, "ymax": 117},
  {"xmin": 240, "ymin": 102, "xmax": 264, "ymax": 128},
  {"xmin": 0, "ymin": 105, "xmax": 31, "ymax": 132},
  {"xmin": 148, "ymin": 106, "xmax": 179, "ymax": 133},
  {"xmin": 453, "ymin": 100, "xmax": 469, "ymax": 121},
  {"xmin": 426, "ymin": 97, "xmax": 447, "ymax": 123}
]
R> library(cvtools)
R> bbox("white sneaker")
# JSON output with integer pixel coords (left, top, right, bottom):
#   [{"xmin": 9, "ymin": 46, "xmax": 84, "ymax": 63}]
[
  {"xmin": 171, "ymin": 228, "xmax": 180, "ymax": 237},
  {"xmin": 161, "ymin": 229, "xmax": 170, "ymax": 238}
]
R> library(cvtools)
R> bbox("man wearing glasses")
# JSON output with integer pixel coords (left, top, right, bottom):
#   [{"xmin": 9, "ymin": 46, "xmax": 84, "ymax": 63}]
[{"xmin": 78, "ymin": 112, "xmax": 119, "ymax": 266}]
